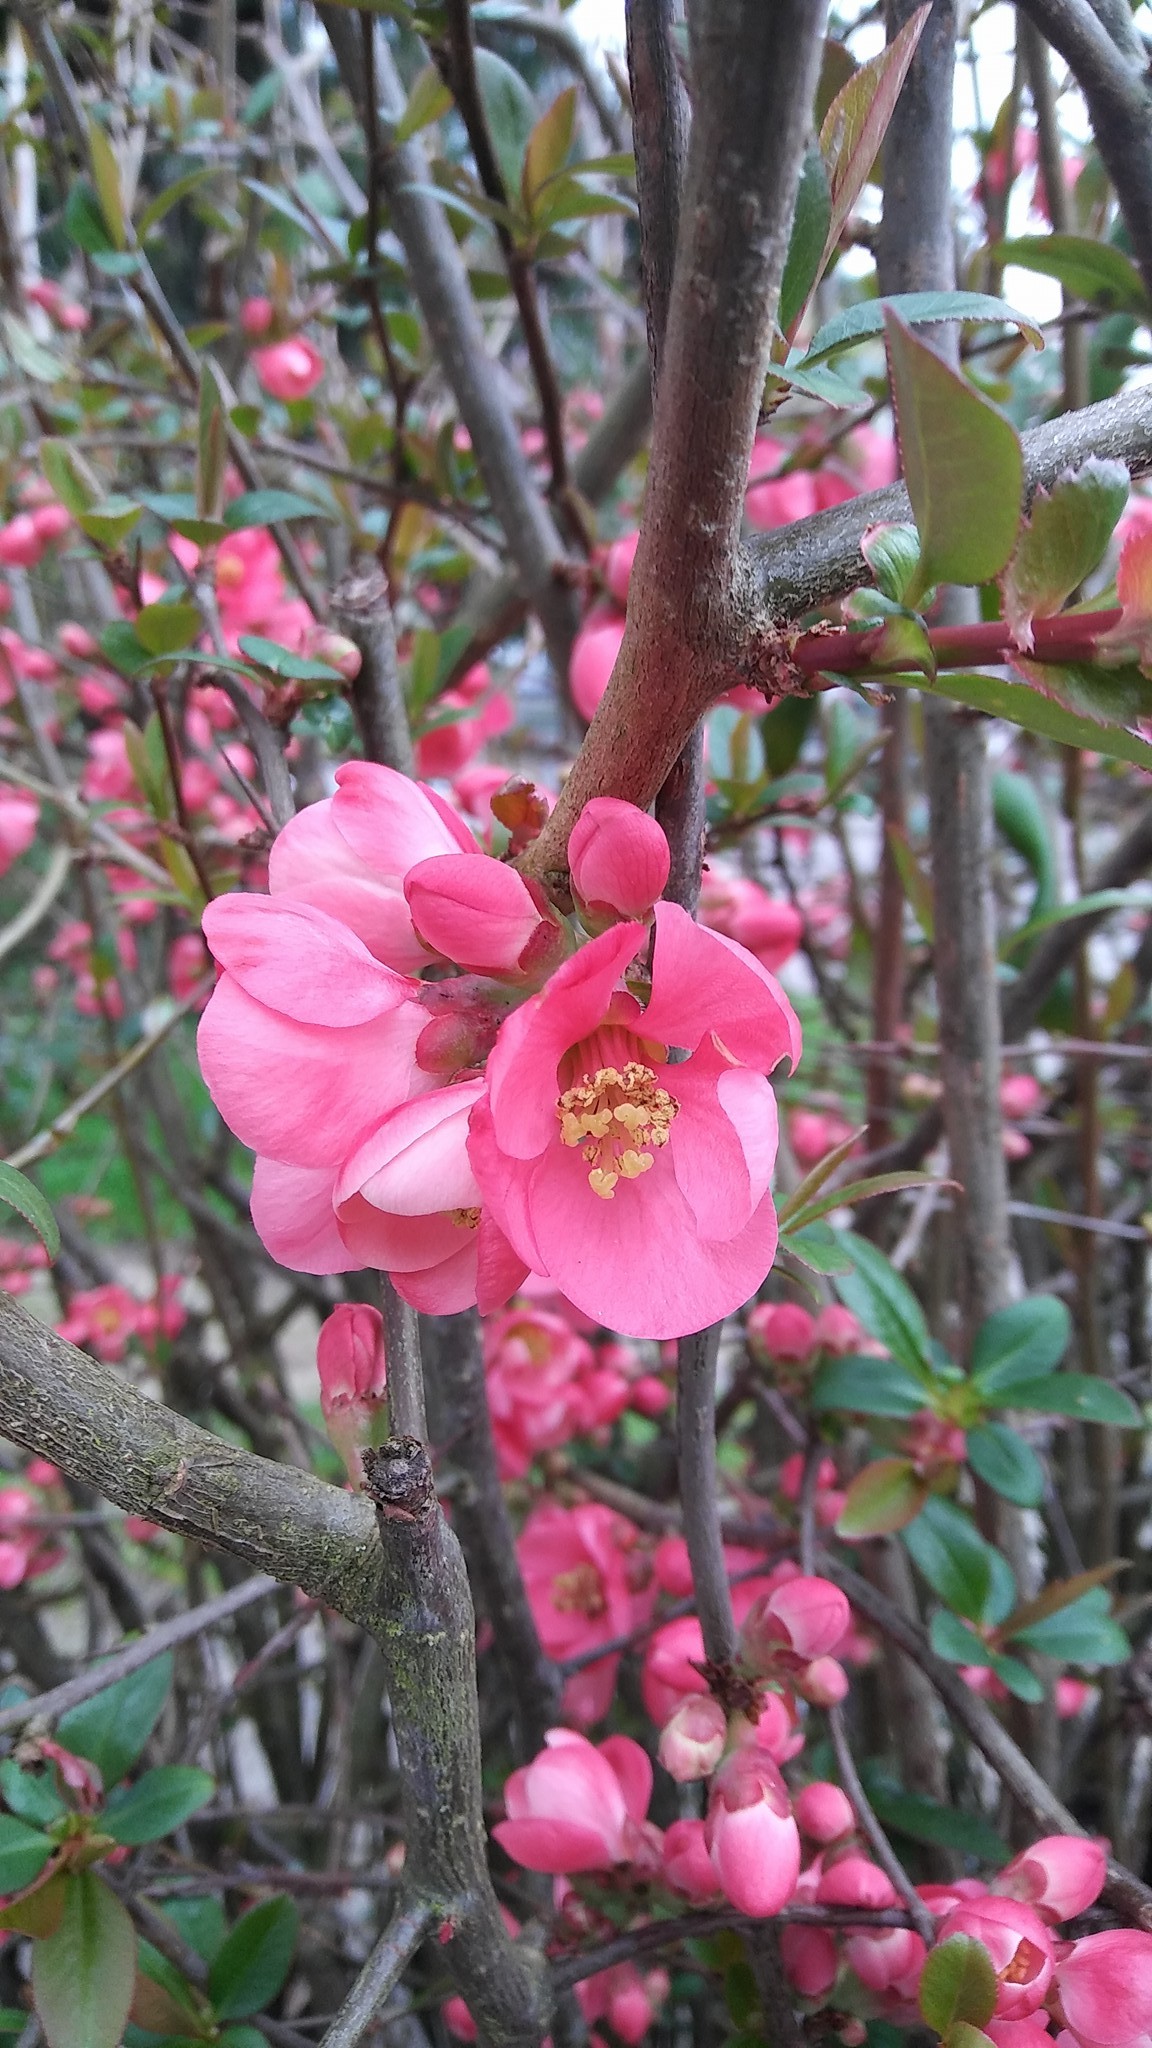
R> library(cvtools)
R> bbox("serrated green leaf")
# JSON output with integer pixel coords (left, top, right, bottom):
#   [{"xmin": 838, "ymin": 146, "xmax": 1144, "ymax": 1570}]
[
  {"xmin": 208, "ymin": 1896, "xmax": 298, "ymax": 2020},
  {"xmin": 997, "ymin": 233, "xmax": 1148, "ymax": 312},
  {"xmin": 104, "ymin": 1767, "xmax": 214, "ymax": 1846},
  {"xmin": 965, "ymin": 1423, "xmax": 1045, "ymax": 1507},
  {"xmin": 224, "ymin": 490, "xmax": 326, "ymax": 529},
  {"xmin": 836, "ymin": 1458, "xmax": 928, "ymax": 1538},
  {"xmin": 32, "ymin": 1874, "xmax": 136, "ymax": 2048},
  {"xmin": 57, "ymin": 1653, "xmax": 172, "ymax": 1789},
  {"xmin": 992, "ymin": 1373, "xmax": 1142, "ymax": 1426},
  {"xmin": 0, "ymin": 1815, "xmax": 55, "ymax": 1894},
  {"xmin": 237, "ymin": 635, "xmax": 343, "ymax": 682},
  {"xmin": 395, "ymin": 61, "xmax": 452, "ymax": 143},
  {"xmin": 810, "ymin": 1353, "xmax": 927, "ymax": 1418},
  {"xmin": 919, "ymin": 1936, "xmax": 998, "ymax": 2033},
  {"xmin": 897, "ymin": 667, "xmax": 1152, "ymax": 772},
  {"xmin": 885, "ymin": 307, "xmax": 1024, "ymax": 604},
  {"xmin": 1000, "ymin": 460, "xmax": 1129, "ymax": 649},
  {"xmin": 0, "ymin": 1166, "xmax": 59, "ymax": 1260},
  {"xmin": 903, "ymin": 1497, "xmax": 1003, "ymax": 1623},
  {"xmin": 779, "ymin": 145, "xmax": 832, "ymax": 336},
  {"xmin": 832, "ymin": 1232, "xmax": 931, "ymax": 1377},
  {"xmin": 778, "ymin": 1221, "xmax": 853, "ymax": 1274},
  {"xmin": 801, "ymin": 290, "xmax": 1044, "ymax": 370}
]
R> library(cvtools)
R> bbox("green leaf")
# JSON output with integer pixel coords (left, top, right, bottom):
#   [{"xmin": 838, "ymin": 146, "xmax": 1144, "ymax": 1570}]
[
  {"xmin": 971, "ymin": 1295, "xmax": 1071, "ymax": 1391},
  {"xmin": 220, "ymin": 2031, "xmax": 268, "ymax": 2048},
  {"xmin": 223, "ymin": 491, "xmax": 326, "ymax": 529},
  {"xmin": 2, "ymin": 317, "xmax": 65, "ymax": 383},
  {"xmin": 0, "ymin": 1815, "xmax": 55, "ymax": 1894},
  {"xmin": 786, "ymin": 1168, "xmax": 948, "ymax": 1233},
  {"xmin": 87, "ymin": 118, "xmax": 126, "ymax": 250},
  {"xmin": 864, "ymin": 1778, "xmax": 1008, "ymax": 1866},
  {"xmin": 1007, "ymin": 1586, "xmax": 1130, "ymax": 1665},
  {"xmin": 40, "ymin": 439, "xmax": 96, "ymax": 519},
  {"xmin": 0, "ymin": 1760, "xmax": 66, "ymax": 1828},
  {"xmin": 884, "ymin": 307, "xmax": 1024, "ymax": 605},
  {"xmin": 236, "ymin": 636, "xmax": 343, "ymax": 683},
  {"xmin": 928, "ymin": 1612, "xmax": 1044, "ymax": 1702},
  {"xmin": 474, "ymin": 50, "xmax": 537, "ymax": 203},
  {"xmin": 65, "ymin": 182, "xmax": 115, "ymax": 259},
  {"xmin": 965, "ymin": 1423, "xmax": 1045, "ymax": 1507},
  {"xmin": 31, "ymin": 1873, "xmax": 136, "ymax": 2048},
  {"xmin": 862, "ymin": 522, "xmax": 922, "ymax": 605},
  {"xmin": 801, "ymin": 290, "xmax": 1044, "ymax": 370},
  {"xmin": 104, "ymin": 1767, "xmax": 214, "ymax": 1846},
  {"xmin": 1003, "ymin": 888, "xmax": 1152, "ymax": 958},
  {"xmin": 134, "ymin": 603, "xmax": 203, "ymax": 658},
  {"xmin": 903, "ymin": 1498, "xmax": 1004, "ymax": 1623},
  {"xmin": 0, "ymin": 1871, "xmax": 68, "ymax": 1938},
  {"xmin": 57, "ymin": 1653, "xmax": 172, "ymax": 1789},
  {"xmin": 818, "ymin": 6, "xmax": 929, "ymax": 270},
  {"xmin": 993, "ymin": 1373, "xmax": 1143, "ymax": 1426},
  {"xmin": 832, "ymin": 1232, "xmax": 931, "ymax": 1378},
  {"xmin": 77, "ymin": 498, "xmax": 143, "ymax": 548},
  {"xmin": 0, "ymin": 2012, "xmax": 29, "ymax": 2034},
  {"xmin": 887, "ymin": 825, "xmax": 935, "ymax": 939},
  {"xmin": 137, "ymin": 166, "xmax": 222, "ymax": 237},
  {"xmin": 899, "ymin": 667, "xmax": 1152, "ymax": 773},
  {"xmin": 394, "ymin": 61, "xmax": 453, "ymax": 143},
  {"xmin": 779, "ymin": 145, "xmax": 832, "ymax": 336},
  {"xmin": 994, "ymin": 768, "xmax": 1058, "ymax": 924},
  {"xmin": 997, "ymin": 233, "xmax": 1148, "ymax": 312},
  {"xmin": 1000, "ymin": 460, "xmax": 1129, "ymax": 649},
  {"xmin": 522, "ymin": 87, "xmax": 577, "ymax": 213},
  {"xmin": 810, "ymin": 1353, "xmax": 927, "ymax": 1418},
  {"xmin": 836, "ymin": 1459, "xmax": 928, "ymax": 1539},
  {"xmin": 208, "ymin": 1897, "xmax": 298, "ymax": 2020},
  {"xmin": 948, "ymin": 2029, "xmax": 997, "ymax": 2048},
  {"xmin": 778, "ymin": 1221, "xmax": 853, "ymax": 1274},
  {"xmin": 919, "ymin": 1935, "xmax": 998, "ymax": 2034},
  {"xmin": 0, "ymin": 1166, "xmax": 59, "ymax": 1260},
  {"xmin": 196, "ymin": 364, "xmax": 227, "ymax": 525},
  {"xmin": 98, "ymin": 622, "xmax": 154, "ymax": 678}
]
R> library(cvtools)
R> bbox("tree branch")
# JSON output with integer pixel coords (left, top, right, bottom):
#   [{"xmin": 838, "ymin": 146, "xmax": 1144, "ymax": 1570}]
[
  {"xmin": 331, "ymin": 564, "xmax": 415, "ymax": 779},
  {"xmin": 320, "ymin": 1895, "xmax": 433, "ymax": 2048}
]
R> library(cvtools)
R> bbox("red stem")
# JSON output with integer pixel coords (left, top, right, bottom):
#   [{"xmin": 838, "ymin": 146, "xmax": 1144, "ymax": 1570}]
[{"xmin": 794, "ymin": 606, "xmax": 1123, "ymax": 677}]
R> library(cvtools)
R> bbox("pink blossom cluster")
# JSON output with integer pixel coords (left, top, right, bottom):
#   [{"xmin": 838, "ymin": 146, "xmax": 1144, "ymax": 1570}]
[
  {"xmin": 485, "ymin": 1307, "xmax": 669, "ymax": 1479},
  {"xmin": 54, "ymin": 1277, "xmax": 185, "ymax": 1364},
  {"xmin": 197, "ymin": 776, "xmax": 802, "ymax": 1340},
  {"xmin": 0, "ymin": 1470, "xmax": 64, "ymax": 1589},
  {"xmin": 0, "ymin": 1233, "xmax": 50, "ymax": 1297}
]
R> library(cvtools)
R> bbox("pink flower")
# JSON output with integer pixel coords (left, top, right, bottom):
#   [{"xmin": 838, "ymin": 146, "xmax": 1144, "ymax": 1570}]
[
  {"xmin": 984, "ymin": 2020, "xmax": 1055, "ymax": 2048},
  {"xmin": 604, "ymin": 530, "xmax": 639, "ymax": 605},
  {"xmin": 316, "ymin": 1303, "xmax": 387, "ymax": 1481},
  {"xmin": 0, "ymin": 515, "xmax": 45, "ymax": 567},
  {"xmin": 642, "ymin": 1615, "xmax": 709, "ymax": 1726},
  {"xmin": 568, "ymin": 799, "xmax": 671, "ymax": 927},
  {"xmin": 938, "ymin": 1897, "xmax": 1055, "ymax": 2020},
  {"xmin": 518, "ymin": 1501, "xmax": 649, "ymax": 1726},
  {"xmin": 570, "ymin": 615, "xmax": 625, "ymax": 722},
  {"xmin": 789, "ymin": 1108, "xmax": 856, "ymax": 1170},
  {"xmin": 658, "ymin": 1695, "xmax": 727, "ymax": 1782},
  {"xmin": 334, "ymin": 1082, "xmax": 526, "ymax": 1315},
  {"xmin": 780, "ymin": 1923, "xmax": 839, "ymax": 1999},
  {"xmin": 578, "ymin": 1963, "xmax": 669, "ymax": 2044},
  {"xmin": 662, "ymin": 1818, "xmax": 721, "ymax": 1901},
  {"xmin": 699, "ymin": 871, "xmax": 803, "ymax": 973},
  {"xmin": 404, "ymin": 854, "xmax": 563, "ymax": 982},
  {"xmin": 468, "ymin": 904, "xmax": 800, "ymax": 1339},
  {"xmin": 1055, "ymin": 1930, "xmax": 1152, "ymax": 2047},
  {"xmin": 494, "ymin": 1728, "xmax": 652, "ymax": 1873},
  {"xmin": 993, "ymin": 1836, "xmax": 1107, "ymax": 1924},
  {"xmin": 794, "ymin": 1781, "xmax": 855, "ymax": 1845},
  {"xmin": 483, "ymin": 1308, "xmax": 595, "ymax": 1476},
  {"xmin": 745, "ymin": 436, "xmax": 818, "ymax": 530},
  {"xmin": 0, "ymin": 793, "xmax": 38, "ymax": 876},
  {"xmin": 740, "ymin": 1575, "xmax": 851, "ymax": 1667},
  {"xmin": 747, "ymin": 1301, "xmax": 818, "ymax": 1366},
  {"xmin": 818, "ymin": 1855, "xmax": 897, "ymax": 1910},
  {"xmin": 252, "ymin": 336, "xmax": 325, "ymax": 401},
  {"xmin": 268, "ymin": 763, "xmax": 476, "ymax": 976},
  {"xmin": 706, "ymin": 1749, "xmax": 801, "ymax": 1916},
  {"xmin": 241, "ymin": 295, "xmax": 275, "ymax": 336}
]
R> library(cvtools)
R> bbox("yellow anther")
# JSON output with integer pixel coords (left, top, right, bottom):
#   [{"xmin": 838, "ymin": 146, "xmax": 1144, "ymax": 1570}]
[
  {"xmin": 589, "ymin": 1168, "xmax": 619, "ymax": 1199},
  {"xmin": 556, "ymin": 1057, "xmax": 679, "ymax": 1198}
]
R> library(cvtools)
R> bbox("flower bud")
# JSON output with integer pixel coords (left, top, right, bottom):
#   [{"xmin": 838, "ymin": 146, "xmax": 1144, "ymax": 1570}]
[
  {"xmin": 241, "ymin": 295, "xmax": 275, "ymax": 336},
  {"xmin": 993, "ymin": 1834, "xmax": 1107, "ymax": 1923},
  {"xmin": 252, "ymin": 336, "xmax": 324, "ymax": 402},
  {"xmin": 306, "ymin": 629, "xmax": 362, "ymax": 681},
  {"xmin": 795, "ymin": 1655, "xmax": 850, "ymax": 1707},
  {"xmin": 748, "ymin": 1301, "xmax": 818, "ymax": 1367},
  {"xmin": 662, "ymin": 1818, "xmax": 720, "ymax": 1901},
  {"xmin": 658, "ymin": 1695, "xmax": 727, "ymax": 1782},
  {"xmin": 405, "ymin": 853, "xmax": 565, "ymax": 983},
  {"xmin": 705, "ymin": 1750, "xmax": 801, "ymax": 1917},
  {"xmin": 0, "ymin": 515, "xmax": 45, "ymax": 567},
  {"xmin": 740, "ymin": 1575, "xmax": 851, "ymax": 1670},
  {"xmin": 795, "ymin": 1781, "xmax": 855, "ymax": 1844},
  {"xmin": 603, "ymin": 529, "xmax": 639, "ymax": 606},
  {"xmin": 570, "ymin": 615, "xmax": 625, "ymax": 721},
  {"xmin": 317, "ymin": 1303, "xmax": 387, "ymax": 1482},
  {"xmin": 569, "ymin": 797, "xmax": 671, "ymax": 929}
]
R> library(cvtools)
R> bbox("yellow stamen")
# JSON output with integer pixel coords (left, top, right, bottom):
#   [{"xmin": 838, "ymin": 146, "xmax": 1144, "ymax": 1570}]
[{"xmin": 557, "ymin": 1059, "xmax": 678, "ymax": 1200}]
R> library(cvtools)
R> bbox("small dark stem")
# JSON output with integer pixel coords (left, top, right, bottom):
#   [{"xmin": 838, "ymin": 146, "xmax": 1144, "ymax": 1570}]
[
  {"xmin": 676, "ymin": 1324, "xmax": 735, "ymax": 1667},
  {"xmin": 331, "ymin": 563, "xmax": 414, "ymax": 775},
  {"xmin": 381, "ymin": 1277, "xmax": 427, "ymax": 1441},
  {"xmin": 828, "ymin": 1705, "xmax": 935, "ymax": 1941},
  {"xmin": 320, "ymin": 1895, "xmax": 432, "ymax": 2048}
]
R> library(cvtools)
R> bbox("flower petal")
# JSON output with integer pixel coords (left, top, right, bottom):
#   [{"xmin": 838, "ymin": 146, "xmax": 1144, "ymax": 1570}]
[
  {"xmin": 250, "ymin": 1157, "xmax": 355, "ymax": 1273},
  {"xmin": 485, "ymin": 921, "xmax": 645, "ymax": 1160},
  {"xmin": 268, "ymin": 797, "xmax": 429, "ymax": 973},
  {"xmin": 642, "ymin": 902, "xmax": 801, "ymax": 1072},
  {"xmin": 332, "ymin": 761, "xmax": 475, "ymax": 875},
  {"xmin": 202, "ymin": 894, "xmax": 411, "ymax": 1025}
]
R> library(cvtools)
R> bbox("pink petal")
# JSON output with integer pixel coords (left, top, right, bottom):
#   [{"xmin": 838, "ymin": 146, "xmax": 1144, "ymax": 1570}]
[
  {"xmin": 336, "ymin": 1200, "xmax": 470, "ymax": 1273},
  {"xmin": 642, "ymin": 902, "xmax": 801, "ymax": 1073},
  {"xmin": 332, "ymin": 761, "xmax": 475, "ymax": 874},
  {"xmin": 250, "ymin": 1157, "xmax": 356, "ymax": 1273},
  {"xmin": 268, "ymin": 798, "xmax": 429, "ymax": 973},
  {"xmin": 476, "ymin": 1214, "xmax": 531, "ymax": 1314},
  {"xmin": 197, "ymin": 976, "xmax": 428, "ymax": 1168},
  {"xmin": 389, "ymin": 1239, "xmax": 481, "ymax": 1314},
  {"xmin": 485, "ymin": 922, "xmax": 646, "ymax": 1160},
  {"xmin": 600, "ymin": 1735, "xmax": 653, "ymax": 1824},
  {"xmin": 335, "ymin": 1083, "xmax": 484, "ymax": 1216},
  {"xmin": 202, "ymin": 895, "xmax": 411, "ymax": 1025},
  {"xmin": 492, "ymin": 1818, "xmax": 620, "ymax": 1874}
]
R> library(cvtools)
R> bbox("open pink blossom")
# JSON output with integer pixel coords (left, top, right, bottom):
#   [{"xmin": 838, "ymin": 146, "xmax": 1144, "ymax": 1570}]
[
  {"xmin": 993, "ymin": 1836, "xmax": 1107, "ymax": 1925},
  {"xmin": 518, "ymin": 1501, "xmax": 649, "ymax": 1726},
  {"xmin": 468, "ymin": 903, "xmax": 800, "ymax": 1339},
  {"xmin": 252, "ymin": 336, "xmax": 324, "ymax": 401},
  {"xmin": 706, "ymin": 1749, "xmax": 801, "ymax": 1917},
  {"xmin": 268, "ymin": 762, "xmax": 476, "ymax": 975},
  {"xmin": 1054, "ymin": 1929, "xmax": 1152, "ymax": 2048},
  {"xmin": 568, "ymin": 798, "xmax": 671, "ymax": 927},
  {"xmin": 699, "ymin": 870, "xmax": 803, "ymax": 973},
  {"xmin": 0, "ymin": 793, "xmax": 39, "ymax": 876},
  {"xmin": 938, "ymin": 1897, "xmax": 1055, "ymax": 2020},
  {"xmin": 494, "ymin": 1728, "xmax": 652, "ymax": 1873},
  {"xmin": 334, "ymin": 1081, "xmax": 526, "ymax": 1314}
]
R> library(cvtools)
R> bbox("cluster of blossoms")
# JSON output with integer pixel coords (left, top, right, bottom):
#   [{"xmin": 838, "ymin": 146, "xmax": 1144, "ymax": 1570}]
[
  {"xmin": 0, "ymin": 1464, "xmax": 65, "ymax": 1589},
  {"xmin": 52, "ymin": 1277, "xmax": 185, "ymax": 1365},
  {"xmin": 197, "ymin": 780, "xmax": 801, "ymax": 1340}
]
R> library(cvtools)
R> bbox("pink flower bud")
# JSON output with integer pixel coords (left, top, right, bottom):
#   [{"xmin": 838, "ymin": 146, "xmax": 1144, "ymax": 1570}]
[
  {"xmin": 1055, "ymin": 1928, "xmax": 1152, "ymax": 2048},
  {"xmin": 0, "ymin": 515, "xmax": 45, "ymax": 567},
  {"xmin": 59, "ymin": 622, "xmax": 98, "ymax": 659},
  {"xmin": 570, "ymin": 615, "xmax": 625, "ymax": 721},
  {"xmin": 705, "ymin": 1750, "xmax": 801, "ymax": 1917},
  {"xmin": 780, "ymin": 1923, "xmax": 838, "ymax": 1999},
  {"xmin": 58, "ymin": 301, "xmax": 90, "ymax": 332},
  {"xmin": 569, "ymin": 798, "xmax": 671, "ymax": 927},
  {"xmin": 993, "ymin": 1834, "xmax": 1107, "ymax": 1924},
  {"xmin": 796, "ymin": 1655, "xmax": 849, "ymax": 1706},
  {"xmin": 316, "ymin": 1303, "xmax": 387, "ymax": 1482},
  {"xmin": 658, "ymin": 1695, "xmax": 727, "ymax": 1782},
  {"xmin": 404, "ymin": 853, "xmax": 563, "ymax": 982},
  {"xmin": 1000, "ymin": 1073, "xmax": 1043, "ymax": 1120},
  {"xmin": 30, "ymin": 502, "xmax": 70, "ymax": 543},
  {"xmin": 747, "ymin": 1301, "xmax": 818, "ymax": 1366},
  {"xmin": 252, "ymin": 336, "xmax": 325, "ymax": 402},
  {"xmin": 938, "ymin": 1897, "xmax": 1055, "ymax": 2019},
  {"xmin": 306, "ymin": 629, "xmax": 362, "ymax": 681},
  {"xmin": 813, "ymin": 1303, "xmax": 864, "ymax": 1355},
  {"xmin": 662, "ymin": 1818, "xmax": 721, "ymax": 1901},
  {"xmin": 818, "ymin": 1855, "xmax": 897, "ymax": 1910},
  {"xmin": 241, "ymin": 295, "xmax": 275, "ymax": 336},
  {"xmin": 795, "ymin": 1781, "xmax": 855, "ymax": 1844},
  {"xmin": 630, "ymin": 1373, "xmax": 671, "ymax": 1417},
  {"xmin": 603, "ymin": 529, "xmax": 639, "ymax": 606},
  {"xmin": 741, "ymin": 1575, "xmax": 851, "ymax": 1668}
]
